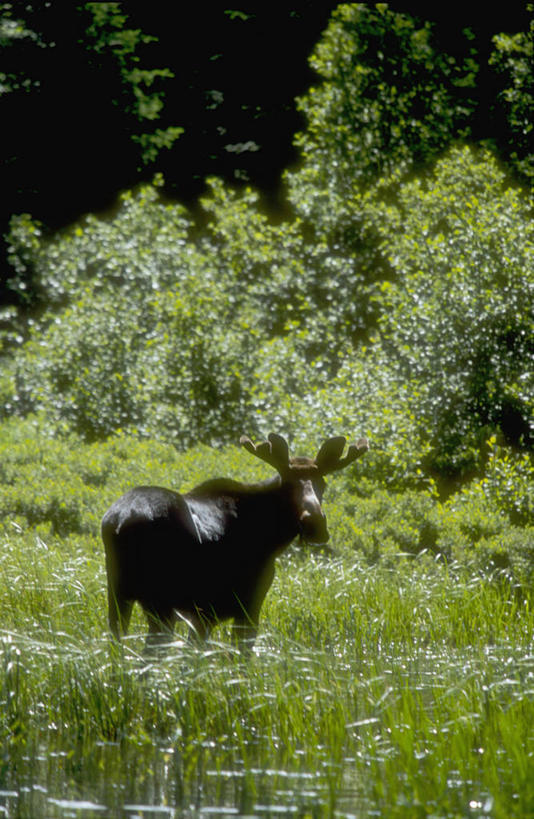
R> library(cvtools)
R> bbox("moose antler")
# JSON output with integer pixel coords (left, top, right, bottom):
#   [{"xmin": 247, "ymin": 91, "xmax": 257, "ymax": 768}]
[
  {"xmin": 315, "ymin": 436, "xmax": 369, "ymax": 475},
  {"xmin": 240, "ymin": 433, "xmax": 290, "ymax": 475}
]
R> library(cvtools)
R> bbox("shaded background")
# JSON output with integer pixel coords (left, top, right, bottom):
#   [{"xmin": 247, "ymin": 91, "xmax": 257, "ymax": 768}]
[{"xmin": 1, "ymin": 2, "xmax": 531, "ymax": 248}]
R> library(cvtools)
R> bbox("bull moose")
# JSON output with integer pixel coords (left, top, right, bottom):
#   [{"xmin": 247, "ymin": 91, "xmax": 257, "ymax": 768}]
[{"xmin": 102, "ymin": 433, "xmax": 368, "ymax": 653}]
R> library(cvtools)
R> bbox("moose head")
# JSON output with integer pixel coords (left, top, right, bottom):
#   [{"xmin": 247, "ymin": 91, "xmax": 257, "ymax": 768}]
[{"xmin": 240, "ymin": 433, "xmax": 369, "ymax": 544}]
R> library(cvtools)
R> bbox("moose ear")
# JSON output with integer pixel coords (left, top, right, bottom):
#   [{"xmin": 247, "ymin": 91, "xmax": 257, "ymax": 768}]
[
  {"xmin": 316, "ymin": 436, "xmax": 369, "ymax": 475},
  {"xmin": 240, "ymin": 435, "xmax": 271, "ymax": 460}
]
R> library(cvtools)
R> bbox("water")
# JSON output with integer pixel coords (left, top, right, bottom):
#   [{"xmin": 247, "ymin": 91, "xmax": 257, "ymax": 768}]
[
  {"xmin": 0, "ymin": 753, "xmax": 350, "ymax": 817},
  {"xmin": 1, "ymin": 744, "xmax": 360, "ymax": 817},
  {"xmin": 1, "ymin": 640, "xmax": 533, "ymax": 818}
]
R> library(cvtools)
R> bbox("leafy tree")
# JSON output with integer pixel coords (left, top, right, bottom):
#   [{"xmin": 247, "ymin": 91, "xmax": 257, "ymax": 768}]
[
  {"xmin": 0, "ymin": 2, "xmax": 181, "ymax": 166},
  {"xmin": 489, "ymin": 9, "xmax": 534, "ymax": 182},
  {"xmin": 2, "ymin": 180, "xmax": 258, "ymax": 444},
  {"xmin": 1, "ymin": 2, "xmax": 340, "ymax": 304},
  {"xmin": 248, "ymin": 146, "xmax": 533, "ymax": 490},
  {"xmin": 199, "ymin": 178, "xmax": 369, "ymax": 359},
  {"xmin": 4, "ymin": 150, "xmax": 532, "ymax": 491},
  {"xmin": 82, "ymin": 2, "xmax": 183, "ymax": 166},
  {"xmin": 368, "ymin": 146, "xmax": 534, "ymax": 483},
  {"xmin": 10, "ymin": 278, "xmax": 255, "ymax": 446},
  {"xmin": 5, "ymin": 177, "xmax": 192, "ymax": 308},
  {"xmin": 2, "ymin": 3, "xmax": 533, "ymax": 501},
  {"xmin": 279, "ymin": 4, "xmax": 482, "ymax": 349},
  {"xmin": 286, "ymin": 4, "xmax": 476, "ymax": 230}
]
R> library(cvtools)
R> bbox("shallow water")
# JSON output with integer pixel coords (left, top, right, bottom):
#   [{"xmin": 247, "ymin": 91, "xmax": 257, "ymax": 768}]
[
  {"xmin": 1, "ymin": 639, "xmax": 533, "ymax": 818},
  {"xmin": 1, "ymin": 746, "xmax": 355, "ymax": 818},
  {"xmin": 1, "ymin": 757, "xmax": 357, "ymax": 818}
]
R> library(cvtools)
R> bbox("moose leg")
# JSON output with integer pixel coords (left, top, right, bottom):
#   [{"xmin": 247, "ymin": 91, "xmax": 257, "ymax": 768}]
[
  {"xmin": 232, "ymin": 615, "xmax": 259, "ymax": 654},
  {"xmin": 231, "ymin": 594, "xmax": 265, "ymax": 654},
  {"xmin": 232, "ymin": 559, "xmax": 274, "ymax": 653},
  {"xmin": 143, "ymin": 606, "xmax": 177, "ymax": 656},
  {"xmin": 185, "ymin": 610, "xmax": 212, "ymax": 645},
  {"xmin": 108, "ymin": 585, "xmax": 133, "ymax": 641}
]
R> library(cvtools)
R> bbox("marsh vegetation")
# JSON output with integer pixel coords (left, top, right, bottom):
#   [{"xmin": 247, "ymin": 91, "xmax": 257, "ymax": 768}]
[{"xmin": 0, "ymin": 432, "xmax": 532, "ymax": 817}]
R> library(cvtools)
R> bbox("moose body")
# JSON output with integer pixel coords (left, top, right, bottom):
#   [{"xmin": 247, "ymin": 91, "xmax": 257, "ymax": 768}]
[{"xmin": 102, "ymin": 433, "xmax": 368, "ymax": 652}]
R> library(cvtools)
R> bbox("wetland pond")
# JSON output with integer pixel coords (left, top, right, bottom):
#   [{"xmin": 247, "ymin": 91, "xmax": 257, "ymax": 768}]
[{"xmin": 1, "ymin": 634, "xmax": 533, "ymax": 818}]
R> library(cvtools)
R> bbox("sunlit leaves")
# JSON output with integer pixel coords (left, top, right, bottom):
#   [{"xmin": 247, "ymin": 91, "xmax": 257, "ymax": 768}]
[
  {"xmin": 368, "ymin": 146, "xmax": 534, "ymax": 480},
  {"xmin": 287, "ymin": 3, "xmax": 475, "ymax": 225},
  {"xmin": 5, "ymin": 178, "xmax": 193, "ymax": 308},
  {"xmin": 490, "ymin": 18, "xmax": 534, "ymax": 181},
  {"xmin": 2, "ymin": 4, "xmax": 533, "ymax": 492},
  {"xmin": 83, "ymin": 3, "xmax": 181, "ymax": 165},
  {"xmin": 4, "ymin": 146, "xmax": 533, "ymax": 486}
]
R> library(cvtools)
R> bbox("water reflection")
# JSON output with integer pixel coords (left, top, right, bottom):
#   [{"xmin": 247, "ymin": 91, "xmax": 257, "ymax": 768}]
[{"xmin": 1, "ymin": 737, "xmax": 361, "ymax": 818}]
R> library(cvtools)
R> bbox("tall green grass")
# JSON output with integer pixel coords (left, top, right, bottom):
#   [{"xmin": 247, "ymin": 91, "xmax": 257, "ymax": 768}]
[
  {"xmin": 1, "ymin": 522, "xmax": 533, "ymax": 818},
  {"xmin": 0, "ymin": 421, "xmax": 532, "ymax": 816}
]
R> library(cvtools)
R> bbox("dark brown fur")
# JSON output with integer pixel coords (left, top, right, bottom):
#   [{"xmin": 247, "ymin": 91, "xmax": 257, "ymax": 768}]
[{"xmin": 102, "ymin": 433, "xmax": 368, "ymax": 653}]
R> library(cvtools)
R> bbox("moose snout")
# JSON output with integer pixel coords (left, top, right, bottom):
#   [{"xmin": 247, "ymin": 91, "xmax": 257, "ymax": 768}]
[
  {"xmin": 299, "ymin": 508, "xmax": 330, "ymax": 544},
  {"xmin": 299, "ymin": 481, "xmax": 330, "ymax": 544}
]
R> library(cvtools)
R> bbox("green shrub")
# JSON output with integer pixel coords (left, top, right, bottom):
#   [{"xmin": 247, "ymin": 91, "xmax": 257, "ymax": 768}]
[
  {"xmin": 476, "ymin": 527, "xmax": 534, "ymax": 586},
  {"xmin": 10, "ymin": 274, "xmax": 257, "ymax": 445},
  {"xmin": 287, "ymin": 4, "xmax": 474, "ymax": 224},
  {"xmin": 0, "ymin": 417, "xmax": 532, "ymax": 597},
  {"xmin": 436, "ymin": 481, "xmax": 533, "ymax": 584},
  {"xmin": 331, "ymin": 474, "xmax": 532, "ymax": 590},
  {"xmin": 368, "ymin": 146, "xmax": 534, "ymax": 482},
  {"xmin": 341, "ymin": 488, "xmax": 439, "ymax": 563},
  {"xmin": 0, "ymin": 418, "xmax": 272, "ymax": 539},
  {"xmin": 3, "ymin": 110, "xmax": 532, "ymax": 497},
  {"xmin": 0, "ymin": 426, "xmax": 100, "ymax": 536},
  {"xmin": 6, "ymin": 178, "xmax": 193, "ymax": 307},
  {"xmin": 476, "ymin": 437, "xmax": 534, "ymax": 526}
]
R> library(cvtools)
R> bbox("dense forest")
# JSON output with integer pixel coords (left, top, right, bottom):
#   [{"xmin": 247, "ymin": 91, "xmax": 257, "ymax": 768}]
[{"xmin": 0, "ymin": 2, "xmax": 533, "ymax": 566}]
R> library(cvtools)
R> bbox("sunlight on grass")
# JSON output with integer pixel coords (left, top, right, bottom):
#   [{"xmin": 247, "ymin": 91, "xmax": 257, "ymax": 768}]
[{"xmin": 0, "ymin": 527, "xmax": 533, "ymax": 817}]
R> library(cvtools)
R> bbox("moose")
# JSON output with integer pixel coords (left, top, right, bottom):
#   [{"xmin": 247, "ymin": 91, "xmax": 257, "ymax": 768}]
[{"xmin": 102, "ymin": 433, "xmax": 368, "ymax": 653}]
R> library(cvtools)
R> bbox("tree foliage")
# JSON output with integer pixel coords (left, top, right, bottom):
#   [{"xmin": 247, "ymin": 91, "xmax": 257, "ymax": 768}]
[
  {"xmin": 490, "ymin": 14, "xmax": 534, "ymax": 181},
  {"xmin": 0, "ymin": 1, "xmax": 338, "ymax": 290},
  {"xmin": 286, "ymin": 4, "xmax": 476, "ymax": 228},
  {"xmin": 1, "ymin": 4, "xmax": 533, "ymax": 501},
  {"xmin": 369, "ymin": 146, "xmax": 534, "ymax": 481},
  {"xmin": 0, "ymin": 1, "xmax": 181, "ymax": 163},
  {"xmin": 0, "ymin": 0, "xmax": 181, "ymax": 298}
]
